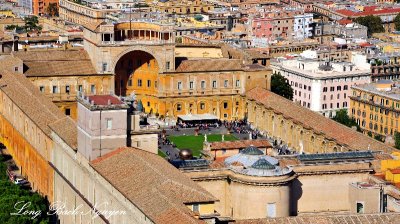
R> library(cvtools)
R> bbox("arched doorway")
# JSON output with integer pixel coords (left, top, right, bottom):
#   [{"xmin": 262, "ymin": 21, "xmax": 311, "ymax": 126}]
[{"xmin": 114, "ymin": 50, "xmax": 159, "ymax": 97}]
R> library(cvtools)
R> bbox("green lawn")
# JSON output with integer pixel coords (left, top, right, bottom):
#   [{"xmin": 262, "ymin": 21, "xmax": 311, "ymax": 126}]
[
  {"xmin": 167, "ymin": 134, "xmax": 237, "ymax": 157},
  {"xmin": 158, "ymin": 149, "xmax": 167, "ymax": 158}
]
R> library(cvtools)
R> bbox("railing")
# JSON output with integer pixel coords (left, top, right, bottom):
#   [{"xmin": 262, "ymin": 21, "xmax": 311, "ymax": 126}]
[{"xmin": 101, "ymin": 39, "xmax": 174, "ymax": 45}]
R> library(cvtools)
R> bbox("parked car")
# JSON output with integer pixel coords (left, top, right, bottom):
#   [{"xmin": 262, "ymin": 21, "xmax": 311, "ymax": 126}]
[{"xmin": 14, "ymin": 178, "xmax": 28, "ymax": 185}]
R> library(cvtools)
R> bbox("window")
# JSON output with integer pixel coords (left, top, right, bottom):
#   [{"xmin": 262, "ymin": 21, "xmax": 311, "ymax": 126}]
[
  {"xmin": 128, "ymin": 79, "xmax": 132, "ymax": 86},
  {"xmin": 155, "ymin": 81, "xmax": 158, "ymax": 88},
  {"xmin": 102, "ymin": 63, "xmax": 107, "ymax": 72},
  {"xmin": 52, "ymin": 86, "xmax": 58, "ymax": 93},
  {"xmin": 267, "ymin": 203, "xmax": 276, "ymax": 218},
  {"xmin": 90, "ymin": 85, "xmax": 95, "ymax": 94},
  {"xmin": 337, "ymin": 86, "xmax": 341, "ymax": 91},
  {"xmin": 166, "ymin": 61, "xmax": 170, "ymax": 70},
  {"xmin": 201, "ymin": 81, "xmax": 206, "ymax": 89},
  {"xmin": 39, "ymin": 86, "xmax": 45, "ymax": 93},
  {"xmin": 236, "ymin": 80, "xmax": 240, "ymax": 87},
  {"xmin": 147, "ymin": 80, "xmax": 151, "ymax": 87},
  {"xmin": 78, "ymin": 85, "xmax": 83, "ymax": 92},
  {"xmin": 106, "ymin": 119, "xmax": 112, "ymax": 130},
  {"xmin": 200, "ymin": 103, "xmax": 205, "ymax": 110},
  {"xmin": 189, "ymin": 81, "xmax": 194, "ymax": 89},
  {"xmin": 223, "ymin": 102, "xmax": 228, "ymax": 109},
  {"xmin": 177, "ymin": 104, "xmax": 182, "ymax": 111},
  {"xmin": 323, "ymin": 87, "xmax": 327, "ymax": 92},
  {"xmin": 330, "ymin": 86, "xmax": 335, "ymax": 91},
  {"xmin": 344, "ymin": 85, "xmax": 348, "ymax": 90},
  {"xmin": 224, "ymin": 80, "xmax": 228, "ymax": 87},
  {"xmin": 138, "ymin": 79, "xmax": 142, "ymax": 87},
  {"xmin": 323, "ymin": 95, "xmax": 326, "ymax": 100},
  {"xmin": 178, "ymin": 81, "xmax": 183, "ymax": 90},
  {"xmin": 192, "ymin": 204, "xmax": 199, "ymax": 213},
  {"xmin": 66, "ymin": 85, "xmax": 70, "ymax": 94},
  {"xmin": 212, "ymin": 80, "xmax": 217, "ymax": 88},
  {"xmin": 14, "ymin": 67, "xmax": 18, "ymax": 72},
  {"xmin": 356, "ymin": 202, "xmax": 364, "ymax": 214},
  {"xmin": 147, "ymin": 102, "xmax": 150, "ymax": 107},
  {"xmin": 65, "ymin": 108, "xmax": 71, "ymax": 116}
]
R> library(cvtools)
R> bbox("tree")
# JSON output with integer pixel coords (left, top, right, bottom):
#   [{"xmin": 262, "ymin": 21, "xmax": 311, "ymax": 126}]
[
  {"xmin": 395, "ymin": 131, "xmax": 400, "ymax": 149},
  {"xmin": 354, "ymin": 16, "xmax": 384, "ymax": 36},
  {"xmin": 46, "ymin": 3, "xmax": 59, "ymax": 17},
  {"xmin": 332, "ymin": 109, "xmax": 361, "ymax": 132},
  {"xmin": 24, "ymin": 16, "xmax": 42, "ymax": 32},
  {"xmin": 395, "ymin": 13, "xmax": 400, "ymax": 31},
  {"xmin": 194, "ymin": 15, "xmax": 204, "ymax": 22},
  {"xmin": 0, "ymin": 155, "xmax": 50, "ymax": 223},
  {"xmin": 271, "ymin": 72, "xmax": 293, "ymax": 100}
]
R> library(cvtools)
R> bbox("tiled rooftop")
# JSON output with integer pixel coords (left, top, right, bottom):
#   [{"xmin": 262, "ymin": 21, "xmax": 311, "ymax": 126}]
[
  {"xmin": 209, "ymin": 139, "xmax": 272, "ymax": 150},
  {"xmin": 232, "ymin": 213, "xmax": 400, "ymax": 224},
  {"xmin": 90, "ymin": 147, "xmax": 217, "ymax": 224},
  {"xmin": 175, "ymin": 59, "xmax": 243, "ymax": 72},
  {"xmin": 13, "ymin": 50, "xmax": 97, "ymax": 77},
  {"xmin": 246, "ymin": 87, "xmax": 397, "ymax": 153}
]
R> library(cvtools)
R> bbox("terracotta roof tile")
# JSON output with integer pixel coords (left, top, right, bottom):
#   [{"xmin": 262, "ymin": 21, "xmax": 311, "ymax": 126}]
[
  {"xmin": 232, "ymin": 213, "xmax": 400, "ymax": 224},
  {"xmin": 246, "ymin": 87, "xmax": 397, "ymax": 153},
  {"xmin": 48, "ymin": 117, "xmax": 77, "ymax": 150},
  {"xmin": 90, "ymin": 147, "xmax": 217, "ymax": 224},
  {"xmin": 0, "ymin": 70, "xmax": 66, "ymax": 138},
  {"xmin": 88, "ymin": 95, "xmax": 123, "ymax": 106},
  {"xmin": 12, "ymin": 50, "xmax": 97, "ymax": 77},
  {"xmin": 209, "ymin": 139, "xmax": 272, "ymax": 150},
  {"xmin": 175, "ymin": 59, "xmax": 243, "ymax": 72}
]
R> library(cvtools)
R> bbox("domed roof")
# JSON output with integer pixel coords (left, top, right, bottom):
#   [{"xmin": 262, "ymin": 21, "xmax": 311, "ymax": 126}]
[
  {"xmin": 241, "ymin": 145, "xmax": 263, "ymax": 155},
  {"xmin": 251, "ymin": 158, "xmax": 275, "ymax": 170}
]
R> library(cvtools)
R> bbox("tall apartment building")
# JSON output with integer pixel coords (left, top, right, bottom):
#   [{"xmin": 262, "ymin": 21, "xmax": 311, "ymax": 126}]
[
  {"xmin": 350, "ymin": 80, "xmax": 400, "ymax": 137},
  {"xmin": 251, "ymin": 8, "xmax": 312, "ymax": 42},
  {"xmin": 271, "ymin": 53, "xmax": 371, "ymax": 117}
]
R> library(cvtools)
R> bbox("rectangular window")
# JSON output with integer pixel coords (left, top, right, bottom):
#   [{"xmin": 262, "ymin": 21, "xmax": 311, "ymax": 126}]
[
  {"xmin": 39, "ymin": 86, "xmax": 45, "ymax": 93},
  {"xmin": 52, "ymin": 86, "xmax": 58, "ymax": 93},
  {"xmin": 330, "ymin": 86, "xmax": 335, "ymax": 91},
  {"xmin": 267, "ymin": 203, "xmax": 276, "ymax": 218},
  {"xmin": 189, "ymin": 81, "xmax": 194, "ymax": 89},
  {"xmin": 224, "ymin": 80, "xmax": 228, "ymax": 87},
  {"xmin": 147, "ymin": 80, "xmax": 151, "ymax": 87},
  {"xmin": 344, "ymin": 85, "xmax": 348, "ymax": 90},
  {"xmin": 65, "ymin": 108, "xmax": 71, "ymax": 116},
  {"xmin": 212, "ymin": 80, "xmax": 217, "ymax": 88},
  {"xmin": 128, "ymin": 79, "xmax": 132, "ymax": 86},
  {"xmin": 201, "ymin": 81, "xmax": 206, "ymax": 89},
  {"xmin": 106, "ymin": 119, "xmax": 112, "ymax": 130},
  {"xmin": 166, "ymin": 61, "xmax": 170, "ymax": 70},
  {"xmin": 178, "ymin": 81, "xmax": 183, "ymax": 90},
  {"xmin": 90, "ymin": 85, "xmax": 95, "ymax": 94},
  {"xmin": 66, "ymin": 85, "xmax": 70, "ymax": 94},
  {"xmin": 223, "ymin": 102, "xmax": 228, "ymax": 109},
  {"xmin": 138, "ymin": 79, "xmax": 142, "ymax": 87},
  {"xmin": 78, "ymin": 85, "xmax": 83, "ymax": 92},
  {"xmin": 236, "ymin": 80, "xmax": 240, "ymax": 87},
  {"xmin": 323, "ymin": 87, "xmax": 327, "ymax": 92},
  {"xmin": 192, "ymin": 204, "xmax": 199, "ymax": 213},
  {"xmin": 102, "ymin": 63, "xmax": 107, "ymax": 72}
]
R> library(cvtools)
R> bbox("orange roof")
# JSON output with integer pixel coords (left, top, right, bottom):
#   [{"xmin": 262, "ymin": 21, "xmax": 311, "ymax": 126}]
[
  {"xmin": 209, "ymin": 139, "xmax": 272, "ymax": 150},
  {"xmin": 337, "ymin": 19, "xmax": 353, "ymax": 26},
  {"xmin": 245, "ymin": 87, "xmax": 397, "ymax": 153},
  {"xmin": 389, "ymin": 168, "xmax": 400, "ymax": 174}
]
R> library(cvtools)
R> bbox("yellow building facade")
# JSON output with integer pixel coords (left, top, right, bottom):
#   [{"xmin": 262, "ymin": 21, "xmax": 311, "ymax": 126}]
[
  {"xmin": 84, "ymin": 21, "xmax": 271, "ymax": 121},
  {"xmin": 350, "ymin": 81, "xmax": 400, "ymax": 137}
]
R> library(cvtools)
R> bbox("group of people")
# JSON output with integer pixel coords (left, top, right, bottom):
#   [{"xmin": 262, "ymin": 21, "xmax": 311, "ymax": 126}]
[{"xmin": 177, "ymin": 122, "xmax": 220, "ymax": 130}]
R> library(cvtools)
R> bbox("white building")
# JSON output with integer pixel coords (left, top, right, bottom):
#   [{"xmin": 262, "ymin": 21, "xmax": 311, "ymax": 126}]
[
  {"xmin": 293, "ymin": 13, "xmax": 313, "ymax": 40},
  {"xmin": 271, "ymin": 53, "xmax": 371, "ymax": 117}
]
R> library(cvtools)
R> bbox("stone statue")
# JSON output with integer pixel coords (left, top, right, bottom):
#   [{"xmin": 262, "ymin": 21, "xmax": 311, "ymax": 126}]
[{"xmin": 204, "ymin": 134, "xmax": 207, "ymax": 142}]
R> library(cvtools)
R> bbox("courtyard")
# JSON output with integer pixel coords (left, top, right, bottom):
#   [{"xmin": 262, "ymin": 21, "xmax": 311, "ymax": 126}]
[{"xmin": 167, "ymin": 134, "xmax": 238, "ymax": 157}]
